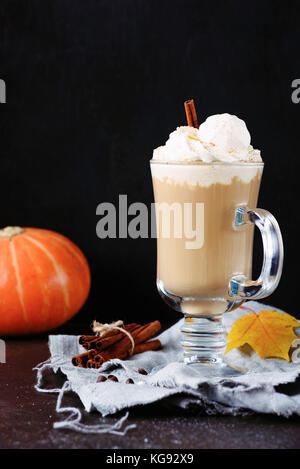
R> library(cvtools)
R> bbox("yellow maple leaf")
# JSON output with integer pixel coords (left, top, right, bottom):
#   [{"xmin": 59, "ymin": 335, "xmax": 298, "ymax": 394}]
[{"xmin": 225, "ymin": 309, "xmax": 300, "ymax": 361}]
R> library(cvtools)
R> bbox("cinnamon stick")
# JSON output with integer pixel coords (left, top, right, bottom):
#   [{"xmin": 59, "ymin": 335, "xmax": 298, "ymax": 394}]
[
  {"xmin": 184, "ymin": 100, "xmax": 193, "ymax": 127},
  {"xmin": 93, "ymin": 321, "xmax": 161, "ymax": 365},
  {"xmin": 72, "ymin": 321, "xmax": 162, "ymax": 368},
  {"xmin": 80, "ymin": 336, "xmax": 102, "ymax": 349},
  {"xmin": 78, "ymin": 335, "xmax": 95, "ymax": 344},
  {"xmin": 133, "ymin": 340, "xmax": 161, "ymax": 354},
  {"xmin": 133, "ymin": 321, "xmax": 161, "ymax": 344},
  {"xmin": 91, "ymin": 338, "xmax": 162, "ymax": 366},
  {"xmin": 71, "ymin": 349, "xmax": 97, "ymax": 367},
  {"xmin": 80, "ymin": 323, "xmax": 138, "ymax": 351},
  {"xmin": 94, "ymin": 324, "xmax": 139, "ymax": 351},
  {"xmin": 184, "ymin": 99, "xmax": 198, "ymax": 128},
  {"xmin": 73, "ymin": 326, "xmax": 139, "ymax": 367}
]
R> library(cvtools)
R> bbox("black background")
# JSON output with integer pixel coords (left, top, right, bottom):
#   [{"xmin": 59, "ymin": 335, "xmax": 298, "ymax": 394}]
[{"xmin": 1, "ymin": 0, "xmax": 299, "ymax": 328}]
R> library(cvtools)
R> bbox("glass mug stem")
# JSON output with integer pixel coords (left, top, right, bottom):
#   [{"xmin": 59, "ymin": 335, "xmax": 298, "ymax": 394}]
[
  {"xmin": 181, "ymin": 314, "xmax": 226, "ymax": 365},
  {"xmin": 181, "ymin": 205, "xmax": 284, "ymax": 366}
]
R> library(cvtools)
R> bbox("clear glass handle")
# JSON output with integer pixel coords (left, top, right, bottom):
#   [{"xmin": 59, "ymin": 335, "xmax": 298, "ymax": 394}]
[{"xmin": 228, "ymin": 206, "xmax": 284, "ymax": 299}]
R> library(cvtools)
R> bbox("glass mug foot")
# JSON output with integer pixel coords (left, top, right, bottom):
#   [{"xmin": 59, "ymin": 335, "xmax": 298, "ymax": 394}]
[
  {"xmin": 181, "ymin": 315, "xmax": 243, "ymax": 378},
  {"xmin": 157, "ymin": 279, "xmax": 246, "ymax": 375},
  {"xmin": 150, "ymin": 313, "xmax": 243, "ymax": 378}
]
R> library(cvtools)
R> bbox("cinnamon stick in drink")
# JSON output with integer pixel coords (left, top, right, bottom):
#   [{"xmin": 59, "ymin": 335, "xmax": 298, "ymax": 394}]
[
  {"xmin": 184, "ymin": 99, "xmax": 198, "ymax": 128},
  {"xmin": 184, "ymin": 100, "xmax": 193, "ymax": 127}
]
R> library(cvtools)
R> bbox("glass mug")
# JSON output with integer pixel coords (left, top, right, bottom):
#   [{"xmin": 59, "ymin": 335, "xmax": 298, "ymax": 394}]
[{"xmin": 150, "ymin": 161, "xmax": 283, "ymax": 373}]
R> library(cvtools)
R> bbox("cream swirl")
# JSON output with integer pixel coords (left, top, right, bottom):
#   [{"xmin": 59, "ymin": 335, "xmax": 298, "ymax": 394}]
[{"xmin": 152, "ymin": 113, "xmax": 262, "ymax": 163}]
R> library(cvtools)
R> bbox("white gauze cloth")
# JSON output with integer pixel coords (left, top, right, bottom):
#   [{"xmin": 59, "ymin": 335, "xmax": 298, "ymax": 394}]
[{"xmin": 34, "ymin": 301, "xmax": 300, "ymax": 434}]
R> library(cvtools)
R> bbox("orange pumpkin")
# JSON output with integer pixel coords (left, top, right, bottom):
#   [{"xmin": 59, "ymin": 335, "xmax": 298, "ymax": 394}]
[{"xmin": 0, "ymin": 226, "xmax": 91, "ymax": 335}]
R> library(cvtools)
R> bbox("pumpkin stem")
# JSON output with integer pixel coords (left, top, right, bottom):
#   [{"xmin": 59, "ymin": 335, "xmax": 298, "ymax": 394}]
[{"xmin": 0, "ymin": 226, "xmax": 25, "ymax": 238}]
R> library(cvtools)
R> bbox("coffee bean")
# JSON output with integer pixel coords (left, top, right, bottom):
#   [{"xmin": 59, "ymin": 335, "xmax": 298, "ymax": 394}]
[
  {"xmin": 138, "ymin": 368, "xmax": 148, "ymax": 375},
  {"xmin": 108, "ymin": 374, "xmax": 118, "ymax": 382},
  {"xmin": 96, "ymin": 375, "xmax": 107, "ymax": 383},
  {"xmin": 126, "ymin": 378, "xmax": 134, "ymax": 384}
]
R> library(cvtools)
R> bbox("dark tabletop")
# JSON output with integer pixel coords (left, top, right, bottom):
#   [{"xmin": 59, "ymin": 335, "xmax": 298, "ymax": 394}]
[{"xmin": 1, "ymin": 331, "xmax": 300, "ymax": 450}]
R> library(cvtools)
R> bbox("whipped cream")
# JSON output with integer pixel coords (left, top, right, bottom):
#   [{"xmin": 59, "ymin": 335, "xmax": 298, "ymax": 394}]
[{"xmin": 152, "ymin": 113, "xmax": 262, "ymax": 163}]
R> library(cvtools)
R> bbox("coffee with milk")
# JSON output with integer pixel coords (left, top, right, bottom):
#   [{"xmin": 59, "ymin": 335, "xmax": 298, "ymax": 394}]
[{"xmin": 151, "ymin": 114, "xmax": 263, "ymax": 316}]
